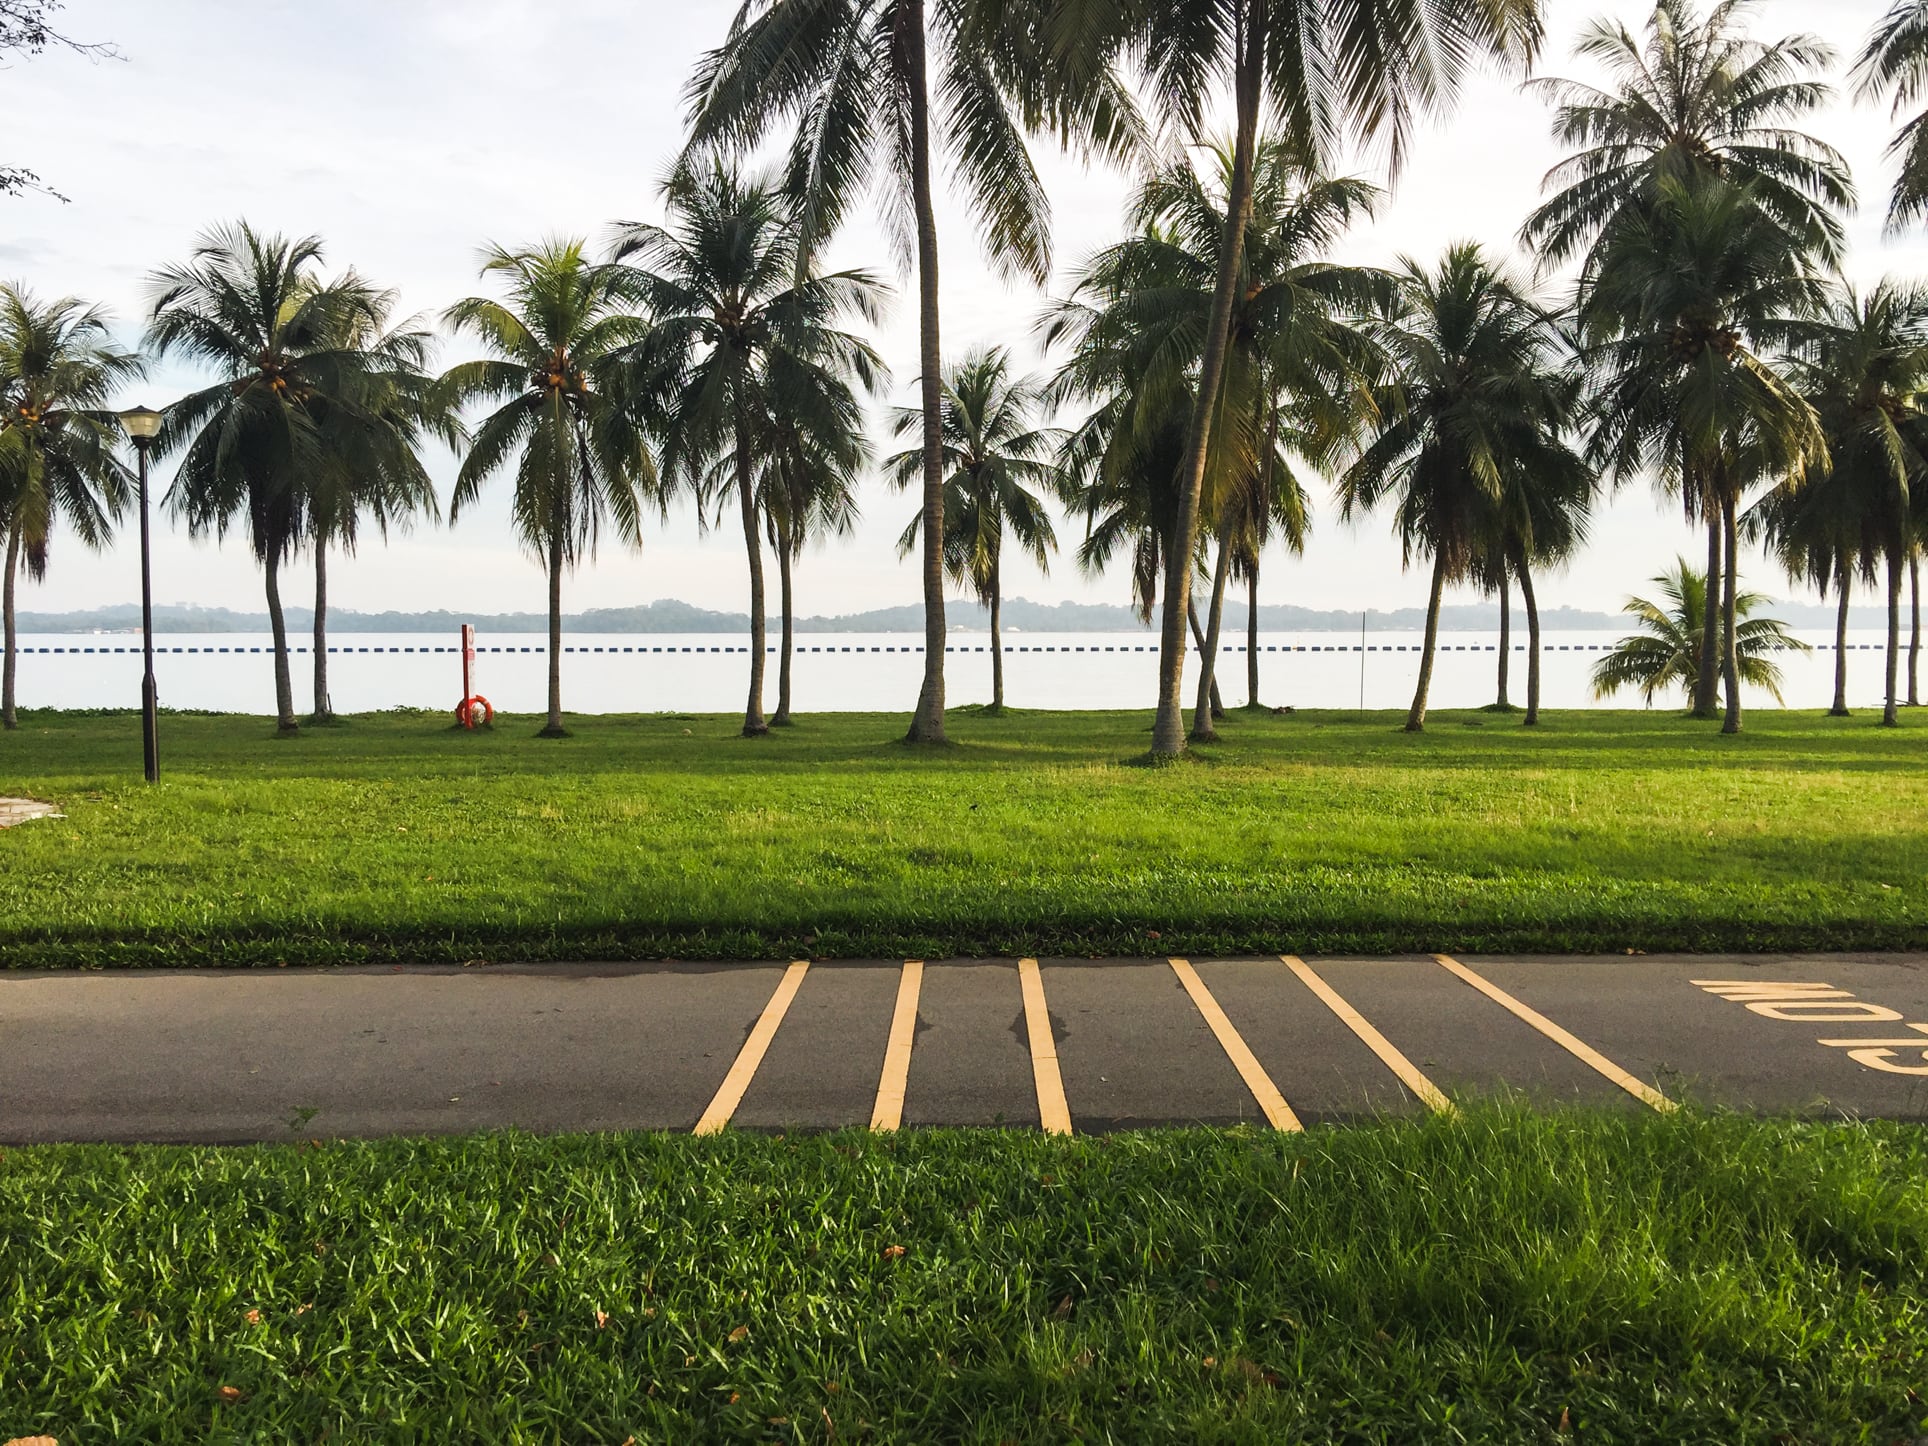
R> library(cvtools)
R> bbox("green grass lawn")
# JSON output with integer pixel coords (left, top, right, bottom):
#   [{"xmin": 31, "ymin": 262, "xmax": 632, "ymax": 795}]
[
  {"xmin": 4, "ymin": 1109, "xmax": 1925, "ymax": 1443},
  {"xmin": 1, "ymin": 706, "xmax": 1923, "ymax": 966}
]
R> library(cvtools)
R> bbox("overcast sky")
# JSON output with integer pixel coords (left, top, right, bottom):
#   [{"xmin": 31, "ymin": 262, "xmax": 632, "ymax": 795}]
[{"xmin": 7, "ymin": 0, "xmax": 1922, "ymax": 624}]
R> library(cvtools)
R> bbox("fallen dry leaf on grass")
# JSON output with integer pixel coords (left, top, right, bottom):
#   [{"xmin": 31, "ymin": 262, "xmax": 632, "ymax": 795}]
[
  {"xmin": 595, "ymin": 1310, "xmax": 609, "ymax": 1329},
  {"xmin": 881, "ymin": 1245, "xmax": 906, "ymax": 1260},
  {"xmin": 243, "ymin": 1309, "xmax": 262, "ymax": 1326},
  {"xmin": 4, "ymin": 1436, "xmax": 60, "ymax": 1446},
  {"xmin": 216, "ymin": 1386, "xmax": 244, "ymax": 1402},
  {"xmin": 728, "ymin": 1325, "xmax": 750, "ymax": 1342}
]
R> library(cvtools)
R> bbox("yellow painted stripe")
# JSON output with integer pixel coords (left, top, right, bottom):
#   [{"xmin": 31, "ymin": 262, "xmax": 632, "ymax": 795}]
[
  {"xmin": 1169, "ymin": 959, "xmax": 1302, "ymax": 1131},
  {"xmin": 1018, "ymin": 958, "xmax": 1073, "ymax": 1136},
  {"xmin": 870, "ymin": 960, "xmax": 925, "ymax": 1132},
  {"xmin": 1432, "ymin": 954, "xmax": 1675, "ymax": 1113},
  {"xmin": 1282, "ymin": 955, "xmax": 1454, "ymax": 1115},
  {"xmin": 693, "ymin": 960, "xmax": 809, "ymax": 1135}
]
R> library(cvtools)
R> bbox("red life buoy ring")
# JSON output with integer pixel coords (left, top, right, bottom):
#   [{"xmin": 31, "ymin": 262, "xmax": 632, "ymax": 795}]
[{"xmin": 456, "ymin": 695, "xmax": 493, "ymax": 729}]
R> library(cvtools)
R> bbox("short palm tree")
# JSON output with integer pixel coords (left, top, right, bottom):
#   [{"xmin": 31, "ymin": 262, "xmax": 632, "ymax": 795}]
[
  {"xmin": 438, "ymin": 240, "xmax": 656, "ymax": 738},
  {"xmin": 0, "ymin": 285, "xmax": 138, "ymax": 728},
  {"xmin": 146, "ymin": 222, "xmax": 403, "ymax": 733},
  {"xmin": 682, "ymin": 0, "xmax": 1133, "ymax": 745},
  {"xmin": 1591, "ymin": 557, "xmax": 1805, "ymax": 704},
  {"xmin": 1523, "ymin": 0, "xmax": 1852, "ymax": 272},
  {"xmin": 612, "ymin": 164, "xmax": 885, "ymax": 736},
  {"xmin": 1855, "ymin": 0, "xmax": 1928, "ymax": 229},
  {"xmin": 1745, "ymin": 464, "xmax": 1872, "ymax": 716},
  {"xmin": 886, "ymin": 348, "xmax": 1062, "ymax": 713},
  {"xmin": 1339, "ymin": 243, "xmax": 1583, "ymax": 732}
]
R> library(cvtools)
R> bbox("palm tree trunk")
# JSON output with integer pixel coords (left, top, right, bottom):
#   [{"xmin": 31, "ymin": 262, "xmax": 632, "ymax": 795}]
[
  {"xmin": 1519, "ymin": 556, "xmax": 1542, "ymax": 727},
  {"xmin": 1909, "ymin": 553, "xmax": 1920, "ymax": 707},
  {"xmin": 1150, "ymin": 5, "xmax": 1264, "ymax": 759},
  {"xmin": 312, "ymin": 540, "xmax": 334, "ymax": 724},
  {"xmin": 903, "ymin": 0, "xmax": 947, "ymax": 745},
  {"xmin": 1408, "ymin": 550, "xmax": 1448, "ymax": 733},
  {"xmin": 736, "ymin": 411, "xmax": 768, "ymax": 737},
  {"xmin": 2, "ymin": 525, "xmax": 18, "ymax": 730},
  {"xmin": 1885, "ymin": 548, "xmax": 1903, "ymax": 728},
  {"xmin": 1185, "ymin": 594, "xmax": 1223, "ymax": 717},
  {"xmin": 1495, "ymin": 571, "xmax": 1511, "ymax": 709},
  {"xmin": 541, "ymin": 527, "xmax": 566, "ymax": 737},
  {"xmin": 264, "ymin": 548, "xmax": 298, "ymax": 734},
  {"xmin": 1246, "ymin": 564, "xmax": 1260, "ymax": 707},
  {"xmin": 1692, "ymin": 507, "xmax": 1721, "ymax": 718},
  {"xmin": 1719, "ymin": 494, "xmax": 1743, "ymax": 735},
  {"xmin": 1830, "ymin": 567, "xmax": 1851, "ymax": 717},
  {"xmin": 989, "ymin": 555, "xmax": 1004, "ymax": 714},
  {"xmin": 773, "ymin": 514, "xmax": 795, "ymax": 727},
  {"xmin": 1191, "ymin": 532, "xmax": 1233, "ymax": 741}
]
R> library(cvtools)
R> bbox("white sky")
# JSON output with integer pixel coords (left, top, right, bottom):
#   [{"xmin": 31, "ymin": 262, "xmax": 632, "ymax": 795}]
[{"xmin": 8, "ymin": 0, "xmax": 1923, "ymax": 622}]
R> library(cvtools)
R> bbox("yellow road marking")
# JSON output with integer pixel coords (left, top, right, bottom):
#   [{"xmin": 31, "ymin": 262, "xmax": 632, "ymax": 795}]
[
  {"xmin": 870, "ymin": 960, "xmax": 924, "ymax": 1132},
  {"xmin": 1282, "ymin": 955, "xmax": 1454, "ymax": 1115},
  {"xmin": 1018, "ymin": 958, "xmax": 1073, "ymax": 1136},
  {"xmin": 1433, "ymin": 954, "xmax": 1676, "ymax": 1113},
  {"xmin": 693, "ymin": 960, "xmax": 809, "ymax": 1135},
  {"xmin": 1168, "ymin": 959, "xmax": 1302, "ymax": 1131}
]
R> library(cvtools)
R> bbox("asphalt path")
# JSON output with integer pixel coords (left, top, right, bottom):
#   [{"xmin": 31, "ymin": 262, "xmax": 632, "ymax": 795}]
[{"xmin": 3, "ymin": 954, "xmax": 1926, "ymax": 1143}]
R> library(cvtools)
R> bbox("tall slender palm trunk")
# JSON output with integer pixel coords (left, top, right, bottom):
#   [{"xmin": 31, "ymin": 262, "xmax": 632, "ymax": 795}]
[
  {"xmin": 735, "ymin": 414, "xmax": 768, "ymax": 737},
  {"xmin": 1245, "ymin": 565, "xmax": 1260, "ymax": 706},
  {"xmin": 1495, "ymin": 572, "xmax": 1511, "ymax": 709},
  {"xmin": 2, "ymin": 526, "xmax": 18, "ymax": 729},
  {"xmin": 263, "ymin": 547, "xmax": 298, "ymax": 734},
  {"xmin": 1830, "ymin": 567, "xmax": 1852, "ymax": 716},
  {"xmin": 1151, "ymin": 7, "xmax": 1264, "ymax": 758},
  {"xmin": 1692, "ymin": 507, "xmax": 1721, "ymax": 718},
  {"xmin": 541, "ymin": 527, "xmax": 566, "ymax": 737},
  {"xmin": 1185, "ymin": 596, "xmax": 1224, "ymax": 717},
  {"xmin": 773, "ymin": 515, "xmax": 795, "ymax": 727},
  {"xmin": 1885, "ymin": 548, "xmax": 1904, "ymax": 728},
  {"xmin": 1909, "ymin": 554, "xmax": 1920, "ymax": 707},
  {"xmin": 903, "ymin": 0, "xmax": 947, "ymax": 745},
  {"xmin": 1407, "ymin": 551, "xmax": 1448, "ymax": 732},
  {"xmin": 312, "ymin": 541, "xmax": 334, "ymax": 723},
  {"xmin": 1719, "ymin": 495, "xmax": 1743, "ymax": 735},
  {"xmin": 988, "ymin": 555, "xmax": 1005, "ymax": 714},
  {"xmin": 1191, "ymin": 533, "xmax": 1233, "ymax": 741},
  {"xmin": 1519, "ymin": 556, "xmax": 1542, "ymax": 727}
]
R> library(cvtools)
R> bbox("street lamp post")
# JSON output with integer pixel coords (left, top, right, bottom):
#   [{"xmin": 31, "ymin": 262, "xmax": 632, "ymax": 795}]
[{"xmin": 119, "ymin": 405, "xmax": 163, "ymax": 783}]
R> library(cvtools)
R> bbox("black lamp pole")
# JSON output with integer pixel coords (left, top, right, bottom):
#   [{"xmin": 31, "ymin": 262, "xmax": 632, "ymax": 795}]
[{"xmin": 120, "ymin": 405, "xmax": 163, "ymax": 783}]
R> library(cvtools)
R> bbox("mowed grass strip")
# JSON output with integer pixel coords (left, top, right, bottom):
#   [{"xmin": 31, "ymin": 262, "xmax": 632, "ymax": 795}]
[
  {"xmin": 4, "ymin": 1109, "xmax": 1926, "ymax": 1443},
  {"xmin": 0, "ymin": 707, "xmax": 1924, "ymax": 966}
]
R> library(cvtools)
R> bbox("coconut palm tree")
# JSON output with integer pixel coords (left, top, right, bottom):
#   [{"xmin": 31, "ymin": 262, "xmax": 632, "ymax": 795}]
[
  {"xmin": 1581, "ymin": 177, "xmax": 1827, "ymax": 734},
  {"xmin": 885, "ymin": 348, "xmax": 1062, "ymax": 713},
  {"xmin": 0, "ymin": 285, "xmax": 138, "ymax": 728},
  {"xmin": 1776, "ymin": 279, "xmax": 1928, "ymax": 727},
  {"xmin": 1483, "ymin": 436, "xmax": 1596, "ymax": 725},
  {"xmin": 1745, "ymin": 465, "xmax": 1871, "ymax": 716},
  {"xmin": 302, "ymin": 295, "xmax": 450, "ymax": 724},
  {"xmin": 1064, "ymin": 0, "xmax": 1541, "ymax": 755},
  {"xmin": 1339, "ymin": 243, "xmax": 1583, "ymax": 733},
  {"xmin": 1591, "ymin": 557, "xmax": 1805, "ymax": 704},
  {"xmin": 612, "ymin": 164, "xmax": 885, "ymax": 736},
  {"xmin": 438, "ymin": 240, "xmax": 656, "ymax": 738},
  {"xmin": 146, "ymin": 222, "xmax": 409, "ymax": 733},
  {"xmin": 1855, "ymin": 0, "xmax": 1928, "ymax": 230},
  {"xmin": 681, "ymin": 0, "xmax": 1136, "ymax": 745},
  {"xmin": 1523, "ymin": 0, "xmax": 1851, "ymax": 272},
  {"xmin": 1226, "ymin": 392, "xmax": 1313, "ymax": 710}
]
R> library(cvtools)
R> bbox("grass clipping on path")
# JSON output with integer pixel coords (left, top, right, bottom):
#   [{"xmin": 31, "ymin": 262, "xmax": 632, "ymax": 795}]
[
  {"xmin": 2, "ymin": 707, "xmax": 1925, "ymax": 965},
  {"xmin": 4, "ymin": 1109, "xmax": 1926, "ymax": 1442}
]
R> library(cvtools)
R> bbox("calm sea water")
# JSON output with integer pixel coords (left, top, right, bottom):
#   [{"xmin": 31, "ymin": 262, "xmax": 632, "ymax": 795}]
[{"xmin": 7, "ymin": 627, "xmax": 1903, "ymax": 717}]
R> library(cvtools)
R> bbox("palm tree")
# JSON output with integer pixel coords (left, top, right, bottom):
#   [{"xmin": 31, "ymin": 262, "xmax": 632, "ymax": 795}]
[
  {"xmin": 1746, "ymin": 465, "xmax": 1871, "ymax": 716},
  {"xmin": 1776, "ymin": 279, "xmax": 1928, "ymax": 727},
  {"xmin": 0, "ymin": 285, "xmax": 137, "ymax": 728},
  {"xmin": 1226, "ymin": 403, "xmax": 1313, "ymax": 709},
  {"xmin": 1523, "ymin": 0, "xmax": 1851, "ymax": 272},
  {"xmin": 613, "ymin": 164, "xmax": 885, "ymax": 737},
  {"xmin": 303, "ymin": 295, "xmax": 449, "ymax": 724},
  {"xmin": 1068, "ymin": 0, "xmax": 1542, "ymax": 755},
  {"xmin": 1855, "ymin": 0, "xmax": 1928, "ymax": 230},
  {"xmin": 682, "ymin": 0, "xmax": 1135, "ymax": 745},
  {"xmin": 1581, "ymin": 177, "xmax": 1826, "ymax": 734},
  {"xmin": 885, "ymin": 348, "xmax": 1062, "ymax": 713},
  {"xmin": 146, "ymin": 222, "xmax": 405, "ymax": 734},
  {"xmin": 1479, "ymin": 442, "xmax": 1596, "ymax": 726},
  {"xmin": 1339, "ymin": 244, "xmax": 1584, "ymax": 733},
  {"xmin": 1591, "ymin": 557, "xmax": 1806, "ymax": 704},
  {"xmin": 438, "ymin": 240, "xmax": 656, "ymax": 738}
]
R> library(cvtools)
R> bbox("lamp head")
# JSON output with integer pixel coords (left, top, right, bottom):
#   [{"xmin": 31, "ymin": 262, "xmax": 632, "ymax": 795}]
[{"xmin": 119, "ymin": 405, "xmax": 163, "ymax": 442}]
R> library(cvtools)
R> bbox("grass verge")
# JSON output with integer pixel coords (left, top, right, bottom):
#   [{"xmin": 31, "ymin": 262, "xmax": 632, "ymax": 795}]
[
  {"xmin": 1, "ymin": 707, "xmax": 1924, "ymax": 965},
  {"xmin": 3, "ymin": 1108, "xmax": 1925, "ymax": 1442}
]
